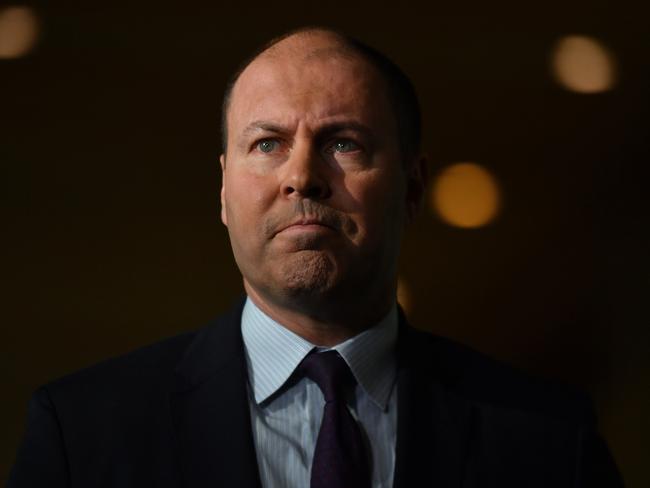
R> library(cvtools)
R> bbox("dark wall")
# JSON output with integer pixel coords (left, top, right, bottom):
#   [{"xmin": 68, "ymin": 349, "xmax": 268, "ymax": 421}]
[{"xmin": 2, "ymin": 1, "xmax": 648, "ymax": 485}]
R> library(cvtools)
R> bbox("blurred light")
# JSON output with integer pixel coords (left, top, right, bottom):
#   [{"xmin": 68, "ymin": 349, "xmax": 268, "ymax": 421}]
[
  {"xmin": 431, "ymin": 162, "xmax": 501, "ymax": 228},
  {"xmin": 397, "ymin": 277, "xmax": 412, "ymax": 315},
  {"xmin": 551, "ymin": 35, "xmax": 616, "ymax": 93},
  {"xmin": 0, "ymin": 6, "xmax": 39, "ymax": 59}
]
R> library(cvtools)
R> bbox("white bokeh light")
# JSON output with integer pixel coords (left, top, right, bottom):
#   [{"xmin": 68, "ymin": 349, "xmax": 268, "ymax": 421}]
[{"xmin": 551, "ymin": 35, "xmax": 617, "ymax": 93}]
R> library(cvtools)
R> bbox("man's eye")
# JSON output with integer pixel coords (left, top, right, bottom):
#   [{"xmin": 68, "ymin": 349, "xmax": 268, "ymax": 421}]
[
  {"xmin": 256, "ymin": 139, "xmax": 279, "ymax": 153},
  {"xmin": 332, "ymin": 140, "xmax": 359, "ymax": 153}
]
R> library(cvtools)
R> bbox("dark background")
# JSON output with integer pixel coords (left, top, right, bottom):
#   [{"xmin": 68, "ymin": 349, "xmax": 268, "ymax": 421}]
[{"xmin": 2, "ymin": 0, "xmax": 648, "ymax": 485}]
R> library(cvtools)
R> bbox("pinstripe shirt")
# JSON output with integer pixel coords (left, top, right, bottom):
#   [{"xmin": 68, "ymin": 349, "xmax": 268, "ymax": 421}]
[{"xmin": 241, "ymin": 297, "xmax": 398, "ymax": 488}]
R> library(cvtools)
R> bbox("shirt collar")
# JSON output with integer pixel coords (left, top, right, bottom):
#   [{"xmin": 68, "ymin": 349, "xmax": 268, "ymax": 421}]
[{"xmin": 241, "ymin": 297, "xmax": 398, "ymax": 411}]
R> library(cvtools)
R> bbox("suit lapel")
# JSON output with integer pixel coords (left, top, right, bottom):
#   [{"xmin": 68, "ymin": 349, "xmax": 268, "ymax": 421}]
[
  {"xmin": 168, "ymin": 299, "xmax": 262, "ymax": 488},
  {"xmin": 392, "ymin": 319, "xmax": 475, "ymax": 488}
]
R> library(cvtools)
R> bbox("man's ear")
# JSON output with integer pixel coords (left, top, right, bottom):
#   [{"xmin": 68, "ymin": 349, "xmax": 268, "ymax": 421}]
[
  {"xmin": 219, "ymin": 154, "xmax": 228, "ymax": 227},
  {"xmin": 405, "ymin": 154, "xmax": 428, "ymax": 223}
]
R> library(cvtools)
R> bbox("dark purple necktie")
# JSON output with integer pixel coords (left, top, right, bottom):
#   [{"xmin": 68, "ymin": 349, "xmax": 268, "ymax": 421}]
[{"xmin": 297, "ymin": 350, "xmax": 371, "ymax": 488}]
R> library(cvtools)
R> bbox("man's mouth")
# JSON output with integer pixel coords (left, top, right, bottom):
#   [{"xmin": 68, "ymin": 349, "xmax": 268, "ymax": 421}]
[{"xmin": 278, "ymin": 219, "xmax": 334, "ymax": 234}]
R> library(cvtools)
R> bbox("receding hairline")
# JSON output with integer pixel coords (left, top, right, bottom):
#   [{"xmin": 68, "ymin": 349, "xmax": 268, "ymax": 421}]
[
  {"xmin": 225, "ymin": 28, "xmax": 373, "ymax": 117},
  {"xmin": 258, "ymin": 28, "xmax": 360, "ymax": 62}
]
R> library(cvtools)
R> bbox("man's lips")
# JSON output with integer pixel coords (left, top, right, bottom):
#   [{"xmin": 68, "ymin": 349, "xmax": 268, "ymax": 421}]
[{"xmin": 275, "ymin": 219, "xmax": 335, "ymax": 236}]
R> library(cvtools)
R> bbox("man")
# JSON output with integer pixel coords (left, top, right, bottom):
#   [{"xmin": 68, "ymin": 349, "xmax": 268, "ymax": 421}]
[{"xmin": 9, "ymin": 27, "xmax": 623, "ymax": 487}]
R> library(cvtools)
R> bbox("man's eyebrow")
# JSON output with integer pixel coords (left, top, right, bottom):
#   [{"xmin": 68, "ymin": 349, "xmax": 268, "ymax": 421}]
[
  {"xmin": 242, "ymin": 121, "xmax": 288, "ymax": 137},
  {"xmin": 241, "ymin": 120, "xmax": 374, "ymax": 138},
  {"xmin": 317, "ymin": 121, "xmax": 373, "ymax": 138}
]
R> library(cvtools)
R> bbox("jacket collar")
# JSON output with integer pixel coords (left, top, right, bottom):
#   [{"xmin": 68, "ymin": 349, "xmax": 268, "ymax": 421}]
[
  {"xmin": 169, "ymin": 297, "xmax": 262, "ymax": 488},
  {"xmin": 392, "ymin": 308, "xmax": 474, "ymax": 488}
]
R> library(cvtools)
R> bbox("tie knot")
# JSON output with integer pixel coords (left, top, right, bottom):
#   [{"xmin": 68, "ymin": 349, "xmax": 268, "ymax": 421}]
[{"xmin": 297, "ymin": 350, "xmax": 356, "ymax": 403}]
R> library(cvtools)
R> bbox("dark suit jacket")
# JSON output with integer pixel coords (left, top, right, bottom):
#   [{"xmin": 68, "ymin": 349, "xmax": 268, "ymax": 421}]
[{"xmin": 9, "ymin": 299, "xmax": 624, "ymax": 487}]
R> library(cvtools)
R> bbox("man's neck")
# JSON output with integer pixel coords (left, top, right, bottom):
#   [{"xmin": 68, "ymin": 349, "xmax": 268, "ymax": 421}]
[{"xmin": 243, "ymin": 281, "xmax": 394, "ymax": 347}]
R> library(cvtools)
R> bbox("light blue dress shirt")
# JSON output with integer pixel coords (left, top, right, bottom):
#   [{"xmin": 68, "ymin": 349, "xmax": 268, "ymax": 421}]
[{"xmin": 241, "ymin": 297, "xmax": 399, "ymax": 488}]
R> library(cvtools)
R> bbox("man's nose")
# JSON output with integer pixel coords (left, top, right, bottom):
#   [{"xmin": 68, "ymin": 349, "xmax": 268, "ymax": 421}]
[{"xmin": 280, "ymin": 146, "xmax": 331, "ymax": 200}]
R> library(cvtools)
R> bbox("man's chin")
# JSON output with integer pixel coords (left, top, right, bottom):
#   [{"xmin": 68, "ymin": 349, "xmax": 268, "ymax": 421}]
[{"xmin": 279, "ymin": 250, "xmax": 338, "ymax": 296}]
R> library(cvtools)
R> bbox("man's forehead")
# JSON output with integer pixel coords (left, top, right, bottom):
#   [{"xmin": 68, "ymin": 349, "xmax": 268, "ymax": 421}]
[
  {"xmin": 236, "ymin": 37, "xmax": 372, "ymax": 91},
  {"xmin": 228, "ymin": 39, "xmax": 386, "ymax": 131},
  {"xmin": 235, "ymin": 56, "xmax": 372, "ymax": 101}
]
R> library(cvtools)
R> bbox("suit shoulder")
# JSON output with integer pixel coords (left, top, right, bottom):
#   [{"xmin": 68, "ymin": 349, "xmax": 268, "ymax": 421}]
[
  {"xmin": 44, "ymin": 328, "xmax": 199, "ymax": 402},
  {"xmin": 41, "ymin": 300, "xmax": 245, "ymax": 413},
  {"xmin": 403, "ymin": 327, "xmax": 595, "ymax": 425}
]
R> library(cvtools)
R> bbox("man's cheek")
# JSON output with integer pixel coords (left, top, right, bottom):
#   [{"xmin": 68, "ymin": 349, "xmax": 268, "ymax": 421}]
[{"xmin": 238, "ymin": 172, "xmax": 274, "ymax": 204}]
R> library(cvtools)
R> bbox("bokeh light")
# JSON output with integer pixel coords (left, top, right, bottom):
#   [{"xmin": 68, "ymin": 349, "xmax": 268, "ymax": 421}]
[
  {"xmin": 551, "ymin": 35, "xmax": 616, "ymax": 93},
  {"xmin": 431, "ymin": 162, "xmax": 501, "ymax": 228},
  {"xmin": 0, "ymin": 6, "xmax": 40, "ymax": 59},
  {"xmin": 397, "ymin": 277, "xmax": 412, "ymax": 315}
]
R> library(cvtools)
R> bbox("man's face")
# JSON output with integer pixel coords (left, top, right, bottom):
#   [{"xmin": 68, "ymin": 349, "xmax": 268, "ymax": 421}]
[{"xmin": 221, "ymin": 35, "xmax": 420, "ymax": 315}]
